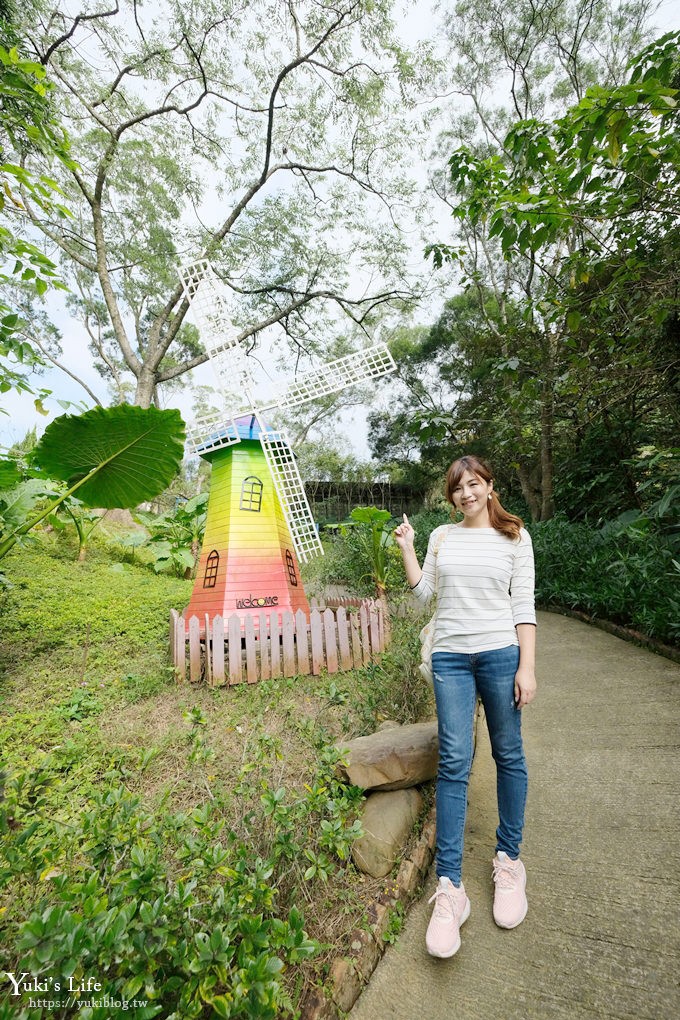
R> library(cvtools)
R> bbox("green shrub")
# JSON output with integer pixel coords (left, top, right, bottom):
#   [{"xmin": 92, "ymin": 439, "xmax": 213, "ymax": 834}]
[
  {"xmin": 0, "ymin": 528, "xmax": 437, "ymax": 1019},
  {"xmin": 529, "ymin": 515, "xmax": 680, "ymax": 645},
  {"xmin": 0, "ymin": 741, "xmax": 366, "ymax": 1018},
  {"xmin": 407, "ymin": 509, "xmax": 452, "ymax": 563},
  {"xmin": 309, "ymin": 507, "xmax": 451, "ymax": 600}
]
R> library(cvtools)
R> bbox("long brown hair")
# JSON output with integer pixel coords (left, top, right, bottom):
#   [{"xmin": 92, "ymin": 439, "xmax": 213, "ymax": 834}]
[{"xmin": 444, "ymin": 455, "xmax": 523, "ymax": 541}]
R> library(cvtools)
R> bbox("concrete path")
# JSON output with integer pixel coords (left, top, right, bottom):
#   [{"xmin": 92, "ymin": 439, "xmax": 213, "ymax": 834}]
[{"xmin": 350, "ymin": 611, "xmax": 680, "ymax": 1020}]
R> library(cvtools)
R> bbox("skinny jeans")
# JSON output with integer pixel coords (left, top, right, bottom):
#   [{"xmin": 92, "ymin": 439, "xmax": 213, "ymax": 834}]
[{"xmin": 431, "ymin": 645, "xmax": 527, "ymax": 884}]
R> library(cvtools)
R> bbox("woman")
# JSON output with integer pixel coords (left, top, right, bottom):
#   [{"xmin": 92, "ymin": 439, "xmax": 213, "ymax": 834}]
[{"xmin": 394, "ymin": 455, "xmax": 537, "ymax": 959}]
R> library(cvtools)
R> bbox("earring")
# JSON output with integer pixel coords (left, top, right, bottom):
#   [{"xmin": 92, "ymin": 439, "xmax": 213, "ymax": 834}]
[{"xmin": 488, "ymin": 493, "xmax": 492, "ymax": 500}]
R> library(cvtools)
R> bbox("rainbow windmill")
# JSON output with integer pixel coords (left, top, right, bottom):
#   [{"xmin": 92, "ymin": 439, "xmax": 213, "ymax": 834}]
[{"xmin": 179, "ymin": 260, "xmax": 396, "ymax": 629}]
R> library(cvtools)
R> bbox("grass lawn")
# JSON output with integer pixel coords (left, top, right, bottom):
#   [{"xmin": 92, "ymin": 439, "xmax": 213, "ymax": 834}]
[{"xmin": 0, "ymin": 529, "xmax": 431, "ymax": 1019}]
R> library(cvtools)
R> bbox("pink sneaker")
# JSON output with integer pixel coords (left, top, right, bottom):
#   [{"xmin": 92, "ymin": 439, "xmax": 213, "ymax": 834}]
[
  {"xmin": 425, "ymin": 877, "xmax": 471, "ymax": 958},
  {"xmin": 492, "ymin": 851, "xmax": 528, "ymax": 928}
]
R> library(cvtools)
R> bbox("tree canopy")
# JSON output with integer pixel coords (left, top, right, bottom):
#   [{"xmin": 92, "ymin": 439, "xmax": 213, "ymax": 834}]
[
  {"xmin": 373, "ymin": 6, "xmax": 679, "ymax": 523},
  {"xmin": 0, "ymin": 38, "xmax": 72, "ymax": 407},
  {"xmin": 9, "ymin": 0, "xmax": 434, "ymax": 409}
]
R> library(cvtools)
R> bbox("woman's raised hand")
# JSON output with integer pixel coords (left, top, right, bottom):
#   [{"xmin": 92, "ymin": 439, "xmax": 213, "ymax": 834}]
[{"xmin": 394, "ymin": 513, "xmax": 415, "ymax": 551}]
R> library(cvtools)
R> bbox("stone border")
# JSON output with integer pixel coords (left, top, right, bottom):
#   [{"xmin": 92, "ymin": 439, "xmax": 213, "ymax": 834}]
[
  {"xmin": 299, "ymin": 803, "xmax": 437, "ymax": 1019},
  {"xmin": 542, "ymin": 605, "xmax": 680, "ymax": 664}
]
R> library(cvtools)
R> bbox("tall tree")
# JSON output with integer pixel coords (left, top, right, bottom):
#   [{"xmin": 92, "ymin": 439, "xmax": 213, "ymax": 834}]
[
  {"xmin": 368, "ymin": 290, "xmax": 572, "ymax": 516},
  {"xmin": 424, "ymin": 0, "xmax": 656, "ymax": 519},
  {"xmin": 12, "ymin": 0, "xmax": 433, "ymax": 408}
]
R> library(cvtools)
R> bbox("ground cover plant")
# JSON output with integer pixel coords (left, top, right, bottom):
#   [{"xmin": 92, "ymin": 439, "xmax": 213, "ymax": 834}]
[{"xmin": 0, "ymin": 526, "xmax": 432, "ymax": 1019}]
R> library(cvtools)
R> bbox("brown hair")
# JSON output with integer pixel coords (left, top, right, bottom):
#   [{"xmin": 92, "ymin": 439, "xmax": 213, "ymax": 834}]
[{"xmin": 444, "ymin": 455, "xmax": 523, "ymax": 541}]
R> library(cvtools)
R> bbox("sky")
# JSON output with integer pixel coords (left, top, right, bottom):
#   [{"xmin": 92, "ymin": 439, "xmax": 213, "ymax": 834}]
[{"xmin": 2, "ymin": 0, "xmax": 679, "ymax": 460}]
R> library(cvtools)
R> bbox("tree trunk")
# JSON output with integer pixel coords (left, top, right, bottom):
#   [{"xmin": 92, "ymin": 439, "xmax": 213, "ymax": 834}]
[
  {"xmin": 135, "ymin": 371, "xmax": 156, "ymax": 408},
  {"xmin": 539, "ymin": 383, "xmax": 555, "ymax": 521},
  {"xmin": 515, "ymin": 461, "xmax": 542, "ymax": 522}
]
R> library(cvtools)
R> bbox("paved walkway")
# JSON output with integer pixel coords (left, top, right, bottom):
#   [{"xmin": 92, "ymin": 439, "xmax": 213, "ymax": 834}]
[{"xmin": 350, "ymin": 611, "xmax": 680, "ymax": 1020}]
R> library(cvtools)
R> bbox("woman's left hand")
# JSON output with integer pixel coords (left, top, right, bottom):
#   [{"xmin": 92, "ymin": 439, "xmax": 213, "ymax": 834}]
[{"xmin": 514, "ymin": 666, "xmax": 537, "ymax": 709}]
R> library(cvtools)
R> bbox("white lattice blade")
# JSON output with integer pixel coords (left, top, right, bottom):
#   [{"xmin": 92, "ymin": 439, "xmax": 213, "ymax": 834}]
[
  {"xmin": 187, "ymin": 411, "xmax": 242, "ymax": 455},
  {"xmin": 259, "ymin": 430, "xmax": 324, "ymax": 563},
  {"xmin": 207, "ymin": 345, "xmax": 256, "ymax": 398},
  {"xmin": 269, "ymin": 343, "xmax": 396, "ymax": 410},
  {"xmin": 178, "ymin": 260, "xmax": 239, "ymax": 356}
]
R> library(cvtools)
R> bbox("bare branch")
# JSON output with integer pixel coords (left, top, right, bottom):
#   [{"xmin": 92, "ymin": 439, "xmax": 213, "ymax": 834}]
[
  {"xmin": 26, "ymin": 331, "xmax": 103, "ymax": 406},
  {"xmin": 92, "ymin": 46, "xmax": 176, "ymax": 110},
  {"xmin": 154, "ymin": 282, "xmax": 409, "ymax": 384},
  {"xmin": 41, "ymin": 3, "xmax": 121, "ymax": 65},
  {"xmin": 258, "ymin": 1, "xmax": 362, "ymax": 186}
]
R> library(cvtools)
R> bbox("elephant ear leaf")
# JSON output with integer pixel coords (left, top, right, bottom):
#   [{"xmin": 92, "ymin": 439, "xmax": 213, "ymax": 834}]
[
  {"xmin": 32, "ymin": 405, "xmax": 186, "ymax": 508},
  {"xmin": 0, "ymin": 459, "xmax": 23, "ymax": 490}
]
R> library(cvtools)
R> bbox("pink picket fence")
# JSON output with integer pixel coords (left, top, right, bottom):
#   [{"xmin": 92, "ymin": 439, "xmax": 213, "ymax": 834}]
[{"xmin": 169, "ymin": 597, "xmax": 386, "ymax": 686}]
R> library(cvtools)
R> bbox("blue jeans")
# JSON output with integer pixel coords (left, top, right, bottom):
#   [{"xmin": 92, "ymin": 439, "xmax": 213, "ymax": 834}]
[{"xmin": 431, "ymin": 646, "xmax": 527, "ymax": 884}]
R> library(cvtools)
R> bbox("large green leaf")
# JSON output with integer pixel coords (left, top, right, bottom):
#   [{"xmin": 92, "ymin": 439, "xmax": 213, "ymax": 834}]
[
  {"xmin": 32, "ymin": 404, "xmax": 185, "ymax": 508},
  {"xmin": 0, "ymin": 478, "xmax": 59, "ymax": 532},
  {"xmin": 0, "ymin": 459, "xmax": 23, "ymax": 489},
  {"xmin": 1, "ymin": 406, "xmax": 186, "ymax": 561}
]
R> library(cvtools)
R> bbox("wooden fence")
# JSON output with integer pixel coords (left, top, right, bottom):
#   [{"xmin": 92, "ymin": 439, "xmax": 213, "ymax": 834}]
[{"xmin": 169, "ymin": 597, "xmax": 386, "ymax": 686}]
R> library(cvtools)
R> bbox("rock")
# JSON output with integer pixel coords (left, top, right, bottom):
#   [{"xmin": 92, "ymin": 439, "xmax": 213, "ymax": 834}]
[
  {"xmin": 336, "ymin": 721, "xmax": 438, "ymax": 791},
  {"xmin": 352, "ymin": 788, "xmax": 423, "ymax": 878},
  {"xmin": 376, "ymin": 719, "xmax": 402, "ymax": 731}
]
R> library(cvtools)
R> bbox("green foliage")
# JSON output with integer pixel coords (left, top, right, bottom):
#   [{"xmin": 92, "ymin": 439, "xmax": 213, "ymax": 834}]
[
  {"xmin": 233, "ymin": 738, "xmax": 365, "ymax": 889},
  {"xmin": 414, "ymin": 11, "xmax": 679, "ymax": 524},
  {"xmin": 0, "ymin": 44, "xmax": 73, "ymax": 400},
  {"xmin": 0, "ymin": 457, "xmax": 23, "ymax": 487},
  {"xmin": 46, "ymin": 500, "xmax": 110, "ymax": 562},
  {"xmin": 32, "ymin": 405, "xmax": 186, "ymax": 507},
  {"xmin": 0, "ymin": 536, "xmax": 436, "ymax": 1016},
  {"xmin": 0, "ymin": 405, "xmax": 185, "ymax": 560},
  {"xmin": 530, "ymin": 515, "xmax": 680, "ymax": 645},
  {"xmin": 0, "ymin": 776, "xmax": 316, "ymax": 1019},
  {"xmin": 317, "ymin": 506, "xmax": 402, "ymax": 601},
  {"xmin": 135, "ymin": 492, "xmax": 208, "ymax": 577},
  {"xmin": 383, "ymin": 901, "xmax": 405, "ymax": 945},
  {"xmin": 440, "ymin": 31, "xmax": 680, "ymax": 341},
  {"xmin": 13, "ymin": 1, "xmax": 431, "ymax": 406},
  {"xmin": 346, "ymin": 629, "xmax": 435, "ymax": 731},
  {"xmin": 0, "ymin": 476, "xmax": 57, "ymax": 537},
  {"xmin": 345, "ymin": 506, "xmax": 394, "ymax": 594}
]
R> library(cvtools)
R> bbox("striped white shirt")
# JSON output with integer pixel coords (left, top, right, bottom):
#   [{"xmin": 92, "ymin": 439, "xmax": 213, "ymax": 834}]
[{"xmin": 412, "ymin": 524, "xmax": 536, "ymax": 654}]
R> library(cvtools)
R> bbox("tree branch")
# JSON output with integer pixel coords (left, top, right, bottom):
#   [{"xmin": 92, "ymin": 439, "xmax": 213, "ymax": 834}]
[
  {"xmin": 41, "ymin": 4, "xmax": 121, "ymax": 65},
  {"xmin": 26, "ymin": 331, "xmax": 103, "ymax": 406}
]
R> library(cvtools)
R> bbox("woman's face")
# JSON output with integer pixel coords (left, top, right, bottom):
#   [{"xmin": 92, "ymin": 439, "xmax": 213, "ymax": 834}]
[{"xmin": 451, "ymin": 469, "xmax": 493, "ymax": 521}]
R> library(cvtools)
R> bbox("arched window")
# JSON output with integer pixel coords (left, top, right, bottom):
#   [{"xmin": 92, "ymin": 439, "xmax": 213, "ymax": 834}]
[
  {"xmin": 285, "ymin": 549, "xmax": 298, "ymax": 587},
  {"xmin": 203, "ymin": 550, "xmax": 219, "ymax": 588},
  {"xmin": 240, "ymin": 475, "xmax": 263, "ymax": 512}
]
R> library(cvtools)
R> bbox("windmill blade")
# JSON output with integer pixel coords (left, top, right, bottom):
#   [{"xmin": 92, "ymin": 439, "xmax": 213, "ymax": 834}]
[
  {"xmin": 268, "ymin": 342, "xmax": 396, "ymax": 411},
  {"xmin": 186, "ymin": 411, "xmax": 242, "ymax": 455},
  {"xmin": 178, "ymin": 260, "xmax": 240, "ymax": 356},
  {"xmin": 206, "ymin": 343, "xmax": 257, "ymax": 401},
  {"xmin": 179, "ymin": 258, "xmax": 258, "ymax": 407},
  {"xmin": 259, "ymin": 429, "xmax": 324, "ymax": 563}
]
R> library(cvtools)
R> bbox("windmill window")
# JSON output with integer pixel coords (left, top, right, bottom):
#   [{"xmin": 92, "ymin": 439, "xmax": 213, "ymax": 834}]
[
  {"xmin": 286, "ymin": 550, "xmax": 298, "ymax": 587},
  {"xmin": 203, "ymin": 550, "xmax": 219, "ymax": 588},
  {"xmin": 240, "ymin": 475, "xmax": 263, "ymax": 512}
]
